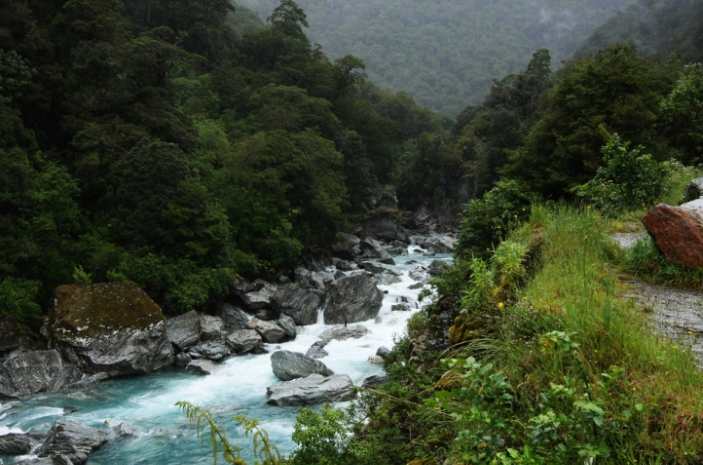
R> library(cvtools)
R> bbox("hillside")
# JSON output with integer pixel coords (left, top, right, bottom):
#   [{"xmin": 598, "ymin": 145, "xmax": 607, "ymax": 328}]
[
  {"xmin": 576, "ymin": 0, "xmax": 703, "ymax": 63},
  {"xmin": 236, "ymin": 0, "xmax": 636, "ymax": 116}
]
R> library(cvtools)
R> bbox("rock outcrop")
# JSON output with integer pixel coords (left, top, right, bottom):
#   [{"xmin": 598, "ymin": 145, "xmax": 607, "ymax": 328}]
[
  {"xmin": 165, "ymin": 310, "xmax": 201, "ymax": 351},
  {"xmin": 270, "ymin": 350, "xmax": 334, "ymax": 381},
  {"xmin": 51, "ymin": 282, "xmax": 174, "ymax": 377},
  {"xmin": 226, "ymin": 329, "xmax": 262, "ymax": 354},
  {"xmin": 199, "ymin": 315, "xmax": 225, "ymax": 342},
  {"xmin": 681, "ymin": 178, "xmax": 703, "ymax": 203},
  {"xmin": 0, "ymin": 350, "xmax": 80, "ymax": 398},
  {"xmin": 245, "ymin": 318, "xmax": 287, "ymax": 343},
  {"xmin": 0, "ymin": 433, "xmax": 43, "ymax": 454},
  {"xmin": 216, "ymin": 303, "xmax": 250, "ymax": 330},
  {"xmin": 323, "ymin": 274, "xmax": 383, "ymax": 324},
  {"xmin": 271, "ymin": 284, "xmax": 320, "ymax": 326},
  {"xmin": 319, "ymin": 325, "xmax": 370, "ymax": 341},
  {"xmin": 266, "ymin": 374, "xmax": 354, "ymax": 406},
  {"xmin": 643, "ymin": 200, "xmax": 703, "ymax": 268},
  {"xmin": 36, "ymin": 419, "xmax": 109, "ymax": 465}
]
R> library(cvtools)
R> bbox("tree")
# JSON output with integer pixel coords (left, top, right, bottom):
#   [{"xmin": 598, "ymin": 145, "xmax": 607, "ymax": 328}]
[{"xmin": 660, "ymin": 63, "xmax": 703, "ymax": 165}]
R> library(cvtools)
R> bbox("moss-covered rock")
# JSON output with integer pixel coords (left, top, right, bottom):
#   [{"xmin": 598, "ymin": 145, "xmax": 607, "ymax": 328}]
[{"xmin": 50, "ymin": 282, "xmax": 173, "ymax": 377}]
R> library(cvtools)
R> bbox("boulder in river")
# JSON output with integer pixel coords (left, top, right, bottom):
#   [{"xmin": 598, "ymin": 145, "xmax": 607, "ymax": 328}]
[
  {"xmin": 361, "ymin": 373, "xmax": 389, "ymax": 388},
  {"xmin": 240, "ymin": 280, "xmax": 277, "ymax": 311},
  {"xmin": 0, "ymin": 350, "xmax": 80, "ymax": 398},
  {"xmin": 391, "ymin": 303, "xmax": 411, "ymax": 312},
  {"xmin": 51, "ymin": 282, "xmax": 174, "ymax": 377},
  {"xmin": 427, "ymin": 259, "xmax": 448, "ymax": 276},
  {"xmin": 185, "ymin": 359, "xmax": 219, "ymax": 375},
  {"xmin": 0, "ymin": 433, "xmax": 43, "ymax": 454},
  {"xmin": 271, "ymin": 350, "xmax": 334, "ymax": 381},
  {"xmin": 266, "ymin": 374, "xmax": 354, "ymax": 406},
  {"xmin": 187, "ymin": 340, "xmax": 231, "ymax": 361},
  {"xmin": 199, "ymin": 315, "xmax": 225, "ymax": 342},
  {"xmin": 424, "ymin": 234, "xmax": 456, "ymax": 253},
  {"xmin": 245, "ymin": 318, "xmax": 287, "ymax": 343},
  {"xmin": 332, "ymin": 232, "xmax": 361, "ymax": 260},
  {"xmin": 323, "ymin": 274, "xmax": 383, "ymax": 324},
  {"xmin": 277, "ymin": 314, "xmax": 297, "ymax": 339},
  {"xmin": 376, "ymin": 346, "xmax": 391, "ymax": 358},
  {"xmin": 0, "ymin": 316, "xmax": 21, "ymax": 353},
  {"xmin": 165, "ymin": 310, "xmax": 201, "ymax": 351},
  {"xmin": 226, "ymin": 329, "xmax": 262, "ymax": 354},
  {"xmin": 408, "ymin": 266, "xmax": 430, "ymax": 283},
  {"xmin": 359, "ymin": 237, "xmax": 391, "ymax": 259},
  {"xmin": 643, "ymin": 200, "xmax": 703, "ymax": 268},
  {"xmin": 305, "ymin": 340, "xmax": 329, "ymax": 359},
  {"xmin": 37, "ymin": 419, "xmax": 109, "ymax": 465},
  {"xmin": 271, "ymin": 284, "xmax": 321, "ymax": 326},
  {"xmin": 319, "ymin": 325, "xmax": 370, "ymax": 341},
  {"xmin": 357, "ymin": 261, "xmax": 403, "ymax": 276},
  {"xmin": 216, "ymin": 303, "xmax": 250, "ymax": 330}
]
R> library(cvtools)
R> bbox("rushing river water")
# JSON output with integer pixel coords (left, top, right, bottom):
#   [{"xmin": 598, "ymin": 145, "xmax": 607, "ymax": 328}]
[{"xmin": 0, "ymin": 248, "xmax": 451, "ymax": 465}]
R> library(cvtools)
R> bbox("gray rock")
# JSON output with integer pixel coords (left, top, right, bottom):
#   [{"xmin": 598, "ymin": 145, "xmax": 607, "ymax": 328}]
[
  {"xmin": 334, "ymin": 260, "xmax": 358, "ymax": 272},
  {"xmin": 51, "ymin": 282, "xmax": 174, "ymax": 377},
  {"xmin": 165, "ymin": 310, "xmax": 201, "ymax": 351},
  {"xmin": 682, "ymin": 177, "xmax": 703, "ymax": 203},
  {"xmin": 37, "ymin": 419, "xmax": 109, "ymax": 465},
  {"xmin": 361, "ymin": 373, "xmax": 389, "ymax": 388},
  {"xmin": 241, "ymin": 281, "xmax": 277, "ymax": 310},
  {"xmin": 304, "ymin": 271, "xmax": 334, "ymax": 290},
  {"xmin": 427, "ymin": 260, "xmax": 447, "ymax": 276},
  {"xmin": 271, "ymin": 284, "xmax": 321, "ymax": 326},
  {"xmin": 0, "ymin": 316, "xmax": 21, "ymax": 353},
  {"xmin": 229, "ymin": 279, "xmax": 255, "ymax": 296},
  {"xmin": 368, "ymin": 355, "xmax": 384, "ymax": 364},
  {"xmin": 226, "ymin": 329, "xmax": 262, "ymax": 354},
  {"xmin": 271, "ymin": 350, "xmax": 334, "ymax": 381},
  {"xmin": 305, "ymin": 340, "xmax": 329, "ymax": 359},
  {"xmin": 199, "ymin": 315, "xmax": 225, "ymax": 342},
  {"xmin": 65, "ymin": 372, "xmax": 109, "ymax": 391},
  {"xmin": 12, "ymin": 457, "xmax": 66, "ymax": 465},
  {"xmin": 0, "ymin": 350, "xmax": 81, "ymax": 398},
  {"xmin": 376, "ymin": 346, "xmax": 391, "ymax": 357},
  {"xmin": 391, "ymin": 304, "xmax": 411, "ymax": 312},
  {"xmin": 174, "ymin": 353, "xmax": 191, "ymax": 368},
  {"xmin": 375, "ymin": 274, "xmax": 403, "ymax": 286},
  {"xmin": 277, "ymin": 315, "xmax": 297, "ymax": 339},
  {"xmin": 332, "ymin": 232, "xmax": 361, "ymax": 260},
  {"xmin": 104, "ymin": 420, "xmax": 139, "ymax": 437},
  {"xmin": 245, "ymin": 318, "xmax": 287, "ymax": 343},
  {"xmin": 185, "ymin": 359, "xmax": 219, "ymax": 375},
  {"xmin": 323, "ymin": 274, "xmax": 383, "ymax": 324},
  {"xmin": 424, "ymin": 234, "xmax": 456, "ymax": 253},
  {"xmin": 378, "ymin": 258, "xmax": 396, "ymax": 265},
  {"xmin": 357, "ymin": 261, "xmax": 403, "ymax": 276},
  {"xmin": 187, "ymin": 340, "xmax": 231, "ymax": 361},
  {"xmin": 266, "ymin": 374, "xmax": 355, "ymax": 406},
  {"xmin": 254, "ymin": 307, "xmax": 278, "ymax": 321},
  {"xmin": 359, "ymin": 238, "xmax": 391, "ymax": 259},
  {"xmin": 408, "ymin": 283, "xmax": 424, "ymax": 290},
  {"xmin": 333, "ymin": 270, "xmax": 346, "ymax": 280},
  {"xmin": 0, "ymin": 433, "xmax": 42, "ymax": 454},
  {"xmin": 395, "ymin": 296, "xmax": 419, "ymax": 309},
  {"xmin": 294, "ymin": 267, "xmax": 310, "ymax": 284},
  {"xmin": 216, "ymin": 303, "xmax": 250, "ymax": 330},
  {"xmin": 319, "ymin": 325, "xmax": 370, "ymax": 341}
]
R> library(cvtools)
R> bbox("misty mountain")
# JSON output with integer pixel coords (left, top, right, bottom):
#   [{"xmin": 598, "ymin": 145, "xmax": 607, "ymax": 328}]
[
  {"xmin": 235, "ymin": 0, "xmax": 635, "ymax": 116},
  {"xmin": 576, "ymin": 0, "xmax": 703, "ymax": 63}
]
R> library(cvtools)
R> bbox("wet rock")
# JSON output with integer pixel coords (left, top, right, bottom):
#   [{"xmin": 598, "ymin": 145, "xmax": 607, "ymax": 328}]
[
  {"xmin": 229, "ymin": 279, "xmax": 255, "ymax": 296},
  {"xmin": 408, "ymin": 283, "xmax": 424, "ymax": 290},
  {"xmin": 333, "ymin": 270, "xmax": 346, "ymax": 280},
  {"xmin": 375, "ymin": 274, "xmax": 403, "ymax": 286},
  {"xmin": 376, "ymin": 346, "xmax": 391, "ymax": 358},
  {"xmin": 391, "ymin": 303, "xmax": 412, "ymax": 312},
  {"xmin": 214, "ymin": 303, "xmax": 249, "ymax": 328},
  {"xmin": 395, "ymin": 296, "xmax": 419, "ymax": 309},
  {"xmin": 37, "ymin": 419, "xmax": 109, "ymax": 465},
  {"xmin": 199, "ymin": 315, "xmax": 225, "ymax": 342},
  {"xmin": 361, "ymin": 373, "xmax": 389, "ymax": 388},
  {"xmin": 0, "ymin": 316, "xmax": 20, "ymax": 353},
  {"xmin": 271, "ymin": 350, "xmax": 334, "ymax": 381},
  {"xmin": 65, "ymin": 372, "xmax": 109, "ymax": 391},
  {"xmin": 294, "ymin": 267, "xmax": 310, "ymax": 284},
  {"xmin": 681, "ymin": 177, "xmax": 703, "ymax": 203},
  {"xmin": 334, "ymin": 260, "xmax": 358, "ymax": 271},
  {"xmin": 245, "ymin": 318, "xmax": 287, "ymax": 343},
  {"xmin": 240, "ymin": 281, "xmax": 277, "ymax": 311},
  {"xmin": 359, "ymin": 238, "xmax": 391, "ymax": 259},
  {"xmin": 408, "ymin": 266, "xmax": 430, "ymax": 283},
  {"xmin": 363, "ymin": 208, "xmax": 409, "ymax": 243},
  {"xmin": 272, "ymin": 284, "xmax": 321, "ymax": 326},
  {"xmin": 173, "ymin": 353, "xmax": 191, "ymax": 368},
  {"xmin": 378, "ymin": 257, "xmax": 396, "ymax": 265},
  {"xmin": 367, "ymin": 355, "xmax": 384, "ymax": 364},
  {"xmin": 424, "ymin": 234, "xmax": 456, "ymax": 253},
  {"xmin": 277, "ymin": 315, "xmax": 297, "ymax": 339},
  {"xmin": 305, "ymin": 340, "xmax": 329, "ymax": 359},
  {"xmin": 187, "ymin": 340, "xmax": 231, "ymax": 361},
  {"xmin": 427, "ymin": 260, "xmax": 448, "ymax": 276},
  {"xmin": 51, "ymin": 282, "xmax": 174, "ymax": 376},
  {"xmin": 104, "ymin": 420, "xmax": 139, "ymax": 437},
  {"xmin": 276, "ymin": 274, "xmax": 291, "ymax": 285},
  {"xmin": 304, "ymin": 271, "xmax": 334, "ymax": 290},
  {"xmin": 0, "ymin": 433, "xmax": 42, "ymax": 454},
  {"xmin": 323, "ymin": 274, "xmax": 383, "ymax": 324},
  {"xmin": 185, "ymin": 359, "xmax": 219, "ymax": 375},
  {"xmin": 643, "ymin": 200, "xmax": 703, "ymax": 268},
  {"xmin": 357, "ymin": 261, "xmax": 403, "ymax": 276},
  {"xmin": 266, "ymin": 374, "xmax": 354, "ymax": 406},
  {"xmin": 0, "ymin": 350, "xmax": 80, "ymax": 398},
  {"xmin": 165, "ymin": 310, "xmax": 201, "ymax": 351},
  {"xmin": 226, "ymin": 329, "xmax": 262, "ymax": 354},
  {"xmin": 332, "ymin": 232, "xmax": 361, "ymax": 260},
  {"xmin": 319, "ymin": 325, "xmax": 370, "ymax": 341},
  {"xmin": 254, "ymin": 307, "xmax": 278, "ymax": 321}
]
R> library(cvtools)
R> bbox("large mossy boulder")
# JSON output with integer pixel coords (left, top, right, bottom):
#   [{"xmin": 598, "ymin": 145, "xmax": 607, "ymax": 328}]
[
  {"xmin": 50, "ymin": 282, "xmax": 174, "ymax": 377},
  {"xmin": 323, "ymin": 274, "xmax": 383, "ymax": 324}
]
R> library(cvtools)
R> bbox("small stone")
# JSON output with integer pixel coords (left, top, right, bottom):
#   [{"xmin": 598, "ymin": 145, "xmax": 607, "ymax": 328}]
[
  {"xmin": 368, "ymin": 355, "xmax": 384, "ymax": 364},
  {"xmin": 376, "ymin": 346, "xmax": 391, "ymax": 358}
]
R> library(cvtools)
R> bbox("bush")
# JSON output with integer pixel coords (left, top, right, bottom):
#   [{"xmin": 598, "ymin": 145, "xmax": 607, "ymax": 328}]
[
  {"xmin": 572, "ymin": 134, "xmax": 677, "ymax": 214},
  {"xmin": 457, "ymin": 180, "xmax": 532, "ymax": 259}
]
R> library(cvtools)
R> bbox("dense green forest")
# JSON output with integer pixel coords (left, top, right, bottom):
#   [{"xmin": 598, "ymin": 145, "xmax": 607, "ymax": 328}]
[
  {"xmin": 0, "ymin": 0, "xmax": 451, "ymax": 320},
  {"xmin": 236, "ymin": 0, "xmax": 636, "ymax": 115},
  {"xmin": 577, "ymin": 0, "xmax": 703, "ymax": 63}
]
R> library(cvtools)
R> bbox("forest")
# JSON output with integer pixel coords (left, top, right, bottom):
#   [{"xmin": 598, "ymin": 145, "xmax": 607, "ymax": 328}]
[{"xmin": 236, "ymin": 0, "xmax": 636, "ymax": 115}]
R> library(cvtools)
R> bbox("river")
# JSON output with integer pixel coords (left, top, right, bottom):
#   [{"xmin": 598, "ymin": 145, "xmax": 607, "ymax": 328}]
[{"xmin": 0, "ymin": 247, "xmax": 452, "ymax": 465}]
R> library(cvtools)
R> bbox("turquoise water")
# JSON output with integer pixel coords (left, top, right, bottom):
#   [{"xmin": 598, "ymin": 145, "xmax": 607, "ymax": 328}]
[{"xmin": 0, "ymin": 249, "xmax": 452, "ymax": 464}]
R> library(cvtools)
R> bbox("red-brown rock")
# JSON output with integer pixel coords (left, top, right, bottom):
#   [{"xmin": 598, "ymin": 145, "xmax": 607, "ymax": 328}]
[{"xmin": 642, "ymin": 200, "xmax": 703, "ymax": 268}]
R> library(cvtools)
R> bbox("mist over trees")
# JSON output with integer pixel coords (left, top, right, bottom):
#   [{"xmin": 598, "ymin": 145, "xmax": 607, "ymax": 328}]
[{"xmin": 235, "ymin": 0, "xmax": 636, "ymax": 116}]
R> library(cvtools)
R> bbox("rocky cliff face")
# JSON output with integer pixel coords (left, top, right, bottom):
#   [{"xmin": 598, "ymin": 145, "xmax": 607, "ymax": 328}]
[{"xmin": 50, "ymin": 282, "xmax": 174, "ymax": 376}]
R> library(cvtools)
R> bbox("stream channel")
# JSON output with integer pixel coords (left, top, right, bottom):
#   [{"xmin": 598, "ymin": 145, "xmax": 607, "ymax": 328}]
[{"xmin": 0, "ymin": 247, "xmax": 452, "ymax": 465}]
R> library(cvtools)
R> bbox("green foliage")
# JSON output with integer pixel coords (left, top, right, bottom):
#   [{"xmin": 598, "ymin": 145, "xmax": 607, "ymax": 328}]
[
  {"xmin": 289, "ymin": 405, "xmax": 349, "ymax": 465},
  {"xmin": 0, "ymin": 277, "xmax": 41, "ymax": 319},
  {"xmin": 660, "ymin": 62, "xmax": 703, "ymax": 164},
  {"xmin": 72, "ymin": 265, "xmax": 92, "ymax": 285},
  {"xmin": 573, "ymin": 134, "xmax": 677, "ymax": 214},
  {"xmin": 456, "ymin": 180, "xmax": 532, "ymax": 259}
]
